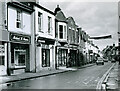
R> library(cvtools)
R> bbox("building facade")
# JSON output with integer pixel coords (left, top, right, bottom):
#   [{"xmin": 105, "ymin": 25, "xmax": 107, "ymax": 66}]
[
  {"xmin": 0, "ymin": 1, "xmax": 9, "ymax": 75},
  {"xmin": 33, "ymin": 3, "xmax": 56, "ymax": 71},
  {"xmin": 67, "ymin": 17, "xmax": 79, "ymax": 67},
  {"xmin": 0, "ymin": 1, "xmax": 101, "ymax": 75},
  {"xmin": 7, "ymin": 2, "xmax": 34, "ymax": 75},
  {"xmin": 54, "ymin": 5, "xmax": 68, "ymax": 68}
]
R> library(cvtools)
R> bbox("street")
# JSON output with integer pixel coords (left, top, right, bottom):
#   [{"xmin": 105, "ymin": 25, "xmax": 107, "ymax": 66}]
[{"xmin": 2, "ymin": 62, "xmax": 113, "ymax": 89}]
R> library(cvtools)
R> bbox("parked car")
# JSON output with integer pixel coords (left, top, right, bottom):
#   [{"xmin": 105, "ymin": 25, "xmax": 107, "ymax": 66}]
[
  {"xmin": 96, "ymin": 57, "xmax": 104, "ymax": 65},
  {"xmin": 111, "ymin": 58, "xmax": 116, "ymax": 63}
]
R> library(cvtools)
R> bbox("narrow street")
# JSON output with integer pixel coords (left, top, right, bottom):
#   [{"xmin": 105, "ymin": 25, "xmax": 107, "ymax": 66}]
[{"xmin": 2, "ymin": 62, "xmax": 113, "ymax": 89}]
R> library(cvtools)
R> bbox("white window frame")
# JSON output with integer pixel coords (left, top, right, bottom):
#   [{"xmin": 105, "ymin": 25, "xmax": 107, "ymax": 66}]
[
  {"xmin": 16, "ymin": 9, "xmax": 22, "ymax": 28},
  {"xmin": 48, "ymin": 16, "xmax": 52, "ymax": 34},
  {"xmin": 38, "ymin": 12, "xmax": 43, "ymax": 32},
  {"xmin": 58, "ymin": 23, "xmax": 67, "ymax": 40}
]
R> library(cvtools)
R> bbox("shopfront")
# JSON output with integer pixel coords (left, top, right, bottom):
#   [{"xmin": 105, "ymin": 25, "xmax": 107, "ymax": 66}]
[
  {"xmin": 58, "ymin": 48, "xmax": 68, "ymax": 67},
  {"xmin": 0, "ymin": 43, "xmax": 7, "ymax": 75},
  {"xmin": 10, "ymin": 33, "xmax": 30, "ymax": 75},
  {"xmin": 68, "ymin": 45, "xmax": 78, "ymax": 67},
  {"xmin": 36, "ymin": 37, "xmax": 55, "ymax": 71},
  {"xmin": 69, "ymin": 49, "xmax": 77, "ymax": 67},
  {"xmin": 0, "ymin": 30, "xmax": 9, "ymax": 75}
]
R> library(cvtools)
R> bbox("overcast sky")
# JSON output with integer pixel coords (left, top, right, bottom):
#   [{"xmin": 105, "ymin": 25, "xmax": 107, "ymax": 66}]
[{"xmin": 39, "ymin": 0, "xmax": 118, "ymax": 50}]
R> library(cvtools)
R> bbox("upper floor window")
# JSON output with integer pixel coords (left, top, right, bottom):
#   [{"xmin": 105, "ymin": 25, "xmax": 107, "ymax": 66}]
[
  {"xmin": 76, "ymin": 31, "xmax": 79, "ymax": 43},
  {"xmin": 64, "ymin": 26, "xmax": 67, "ymax": 39},
  {"xmin": 16, "ymin": 10, "xmax": 22, "ymax": 28},
  {"xmin": 59, "ymin": 25, "xmax": 63, "ymax": 39},
  {"xmin": 38, "ymin": 12, "xmax": 42, "ymax": 32},
  {"xmin": 59, "ymin": 25, "xmax": 67, "ymax": 39},
  {"xmin": 72, "ymin": 30, "xmax": 75, "ymax": 42},
  {"xmin": 48, "ymin": 16, "xmax": 52, "ymax": 34}
]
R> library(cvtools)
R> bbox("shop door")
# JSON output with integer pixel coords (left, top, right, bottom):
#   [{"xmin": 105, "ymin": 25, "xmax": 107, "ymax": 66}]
[
  {"xmin": 58, "ymin": 49, "xmax": 67, "ymax": 67},
  {"xmin": 42, "ymin": 49, "xmax": 50, "ymax": 67},
  {"xmin": 70, "ymin": 50, "xmax": 77, "ymax": 66}
]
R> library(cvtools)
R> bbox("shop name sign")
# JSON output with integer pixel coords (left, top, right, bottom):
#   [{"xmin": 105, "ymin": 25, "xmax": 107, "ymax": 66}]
[{"xmin": 10, "ymin": 33, "xmax": 30, "ymax": 43}]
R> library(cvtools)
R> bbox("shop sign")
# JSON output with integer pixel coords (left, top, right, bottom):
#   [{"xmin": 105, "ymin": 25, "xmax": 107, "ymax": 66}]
[
  {"xmin": 42, "ymin": 44, "xmax": 49, "ymax": 49},
  {"xmin": 37, "ymin": 40, "xmax": 45, "ymax": 43},
  {"xmin": 10, "ymin": 33, "xmax": 30, "ymax": 43}
]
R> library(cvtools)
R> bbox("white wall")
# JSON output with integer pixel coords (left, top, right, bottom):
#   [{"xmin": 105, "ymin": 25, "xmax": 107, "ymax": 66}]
[
  {"xmin": 35, "ymin": 7, "xmax": 55, "ymax": 39},
  {"xmin": 8, "ymin": 6, "xmax": 31, "ymax": 35}
]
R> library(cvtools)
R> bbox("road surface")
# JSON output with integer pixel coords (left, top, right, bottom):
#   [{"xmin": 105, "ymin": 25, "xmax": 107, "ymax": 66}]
[{"xmin": 2, "ymin": 62, "xmax": 113, "ymax": 89}]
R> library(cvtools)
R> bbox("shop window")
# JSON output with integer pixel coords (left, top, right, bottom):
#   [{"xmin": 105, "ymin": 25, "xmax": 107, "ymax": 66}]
[
  {"xmin": 58, "ymin": 49, "xmax": 67, "ymax": 66},
  {"xmin": 0, "ymin": 56, "xmax": 4, "ymax": 65},
  {"xmin": 18, "ymin": 55, "xmax": 25, "ymax": 66},
  {"xmin": 38, "ymin": 12, "xmax": 42, "ymax": 32},
  {"xmin": 42, "ymin": 49, "xmax": 50, "ymax": 67},
  {"xmin": 14, "ymin": 50, "xmax": 26, "ymax": 66},
  {"xmin": 48, "ymin": 16, "xmax": 52, "ymax": 34},
  {"xmin": 16, "ymin": 10, "xmax": 22, "ymax": 28}
]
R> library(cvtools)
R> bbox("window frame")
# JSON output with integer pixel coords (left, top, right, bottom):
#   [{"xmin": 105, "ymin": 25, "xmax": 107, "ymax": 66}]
[
  {"xmin": 58, "ymin": 24, "xmax": 67, "ymax": 40},
  {"xmin": 16, "ymin": 9, "xmax": 22, "ymax": 28},
  {"xmin": 48, "ymin": 16, "xmax": 52, "ymax": 34},
  {"xmin": 38, "ymin": 12, "xmax": 43, "ymax": 32}
]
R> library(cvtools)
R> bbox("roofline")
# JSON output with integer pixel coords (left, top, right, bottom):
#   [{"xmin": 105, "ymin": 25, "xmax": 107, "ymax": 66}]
[{"xmin": 32, "ymin": 2, "xmax": 55, "ymax": 15}]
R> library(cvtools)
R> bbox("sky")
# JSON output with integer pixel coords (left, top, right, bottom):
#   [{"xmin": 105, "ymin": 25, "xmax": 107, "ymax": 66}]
[{"xmin": 39, "ymin": 0, "xmax": 118, "ymax": 50}]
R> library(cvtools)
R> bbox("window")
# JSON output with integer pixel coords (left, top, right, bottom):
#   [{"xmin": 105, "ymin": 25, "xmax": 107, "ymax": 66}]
[
  {"xmin": 72, "ymin": 30, "xmax": 75, "ymax": 42},
  {"xmin": 16, "ymin": 10, "xmax": 22, "ymax": 28},
  {"xmin": 48, "ymin": 16, "xmax": 52, "ymax": 33},
  {"xmin": 64, "ymin": 26, "xmax": 66, "ymax": 39},
  {"xmin": 42, "ymin": 49, "xmax": 50, "ymax": 67},
  {"xmin": 18, "ymin": 54, "xmax": 25, "ymax": 66},
  {"xmin": 0, "ymin": 56, "xmax": 4, "ymax": 65},
  {"xmin": 38, "ymin": 12, "xmax": 42, "ymax": 31},
  {"xmin": 59, "ymin": 25, "xmax": 63, "ymax": 39},
  {"xmin": 76, "ymin": 31, "xmax": 79, "ymax": 43},
  {"xmin": 14, "ymin": 50, "xmax": 26, "ymax": 66}
]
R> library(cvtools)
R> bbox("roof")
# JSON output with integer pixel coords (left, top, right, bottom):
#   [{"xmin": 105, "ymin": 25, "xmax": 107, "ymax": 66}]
[
  {"xmin": 32, "ymin": 2, "xmax": 55, "ymax": 15},
  {"xmin": 55, "ymin": 11, "xmax": 67, "ymax": 22}
]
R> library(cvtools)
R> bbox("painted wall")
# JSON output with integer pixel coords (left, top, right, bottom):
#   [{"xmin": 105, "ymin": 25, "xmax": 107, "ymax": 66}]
[
  {"xmin": 35, "ymin": 7, "xmax": 55, "ymax": 39},
  {"xmin": 8, "ymin": 6, "xmax": 31, "ymax": 35}
]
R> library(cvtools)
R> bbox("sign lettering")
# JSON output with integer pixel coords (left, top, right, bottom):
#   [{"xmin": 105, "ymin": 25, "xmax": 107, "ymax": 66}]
[{"xmin": 10, "ymin": 33, "xmax": 30, "ymax": 43}]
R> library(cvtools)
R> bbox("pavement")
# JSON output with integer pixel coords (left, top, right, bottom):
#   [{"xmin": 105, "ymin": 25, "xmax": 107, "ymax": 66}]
[
  {"xmin": 102, "ymin": 62, "xmax": 120, "ymax": 90},
  {"xmin": 0, "ymin": 63, "xmax": 95, "ymax": 85}
]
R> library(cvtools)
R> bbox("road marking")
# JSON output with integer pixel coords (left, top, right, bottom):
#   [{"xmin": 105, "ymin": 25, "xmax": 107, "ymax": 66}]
[
  {"xmin": 95, "ymin": 77, "xmax": 100, "ymax": 82},
  {"xmin": 83, "ymin": 77, "xmax": 94, "ymax": 85},
  {"xmin": 96, "ymin": 63, "xmax": 115, "ymax": 90}
]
